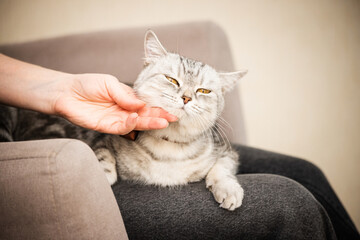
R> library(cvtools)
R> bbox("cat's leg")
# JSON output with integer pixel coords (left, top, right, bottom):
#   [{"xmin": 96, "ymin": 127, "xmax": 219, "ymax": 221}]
[
  {"xmin": 95, "ymin": 148, "xmax": 118, "ymax": 185},
  {"xmin": 206, "ymin": 150, "xmax": 244, "ymax": 211}
]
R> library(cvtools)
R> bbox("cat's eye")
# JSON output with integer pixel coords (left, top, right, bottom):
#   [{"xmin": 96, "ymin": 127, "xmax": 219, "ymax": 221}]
[
  {"xmin": 165, "ymin": 75, "xmax": 180, "ymax": 87},
  {"xmin": 196, "ymin": 88, "xmax": 211, "ymax": 94}
]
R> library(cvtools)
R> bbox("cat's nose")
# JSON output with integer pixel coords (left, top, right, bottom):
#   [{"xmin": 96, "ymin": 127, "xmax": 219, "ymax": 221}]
[{"xmin": 182, "ymin": 95, "xmax": 192, "ymax": 104}]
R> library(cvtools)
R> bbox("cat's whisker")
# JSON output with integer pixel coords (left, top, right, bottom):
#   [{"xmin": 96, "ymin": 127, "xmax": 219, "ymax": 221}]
[
  {"xmin": 196, "ymin": 113, "xmax": 214, "ymax": 128},
  {"xmin": 194, "ymin": 104, "xmax": 208, "ymax": 112},
  {"xmin": 197, "ymin": 114, "xmax": 227, "ymax": 148},
  {"xmin": 198, "ymin": 114, "xmax": 229, "ymax": 149},
  {"xmin": 213, "ymin": 123, "xmax": 231, "ymax": 150},
  {"xmin": 162, "ymin": 92, "xmax": 173, "ymax": 98},
  {"xmin": 215, "ymin": 120, "xmax": 229, "ymax": 134},
  {"xmin": 193, "ymin": 115, "xmax": 211, "ymax": 140},
  {"xmin": 162, "ymin": 93, "xmax": 175, "ymax": 101},
  {"xmin": 216, "ymin": 116, "xmax": 233, "ymax": 130},
  {"xmin": 162, "ymin": 93, "xmax": 179, "ymax": 105},
  {"xmin": 190, "ymin": 107, "xmax": 200, "ymax": 114},
  {"xmin": 191, "ymin": 107, "xmax": 200, "ymax": 114},
  {"xmin": 198, "ymin": 106, "xmax": 212, "ymax": 114},
  {"xmin": 192, "ymin": 114, "xmax": 211, "ymax": 137},
  {"xmin": 213, "ymin": 127, "xmax": 227, "ymax": 148},
  {"xmin": 212, "ymin": 114, "xmax": 234, "ymax": 140},
  {"xmin": 216, "ymin": 116, "xmax": 231, "ymax": 128},
  {"xmin": 197, "ymin": 116, "xmax": 213, "ymax": 139}
]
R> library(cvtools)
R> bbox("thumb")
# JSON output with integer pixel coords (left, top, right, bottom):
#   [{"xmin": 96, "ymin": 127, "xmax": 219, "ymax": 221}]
[
  {"xmin": 108, "ymin": 80, "xmax": 145, "ymax": 111},
  {"xmin": 119, "ymin": 112, "xmax": 138, "ymax": 135}
]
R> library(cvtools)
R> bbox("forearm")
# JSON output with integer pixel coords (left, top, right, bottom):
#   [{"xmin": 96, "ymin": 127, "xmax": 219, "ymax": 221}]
[
  {"xmin": 0, "ymin": 54, "xmax": 71, "ymax": 114},
  {"xmin": 0, "ymin": 54, "xmax": 175, "ymax": 134}
]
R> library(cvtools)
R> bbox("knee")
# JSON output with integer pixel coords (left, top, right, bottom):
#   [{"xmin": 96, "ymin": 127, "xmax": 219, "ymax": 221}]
[
  {"xmin": 235, "ymin": 145, "xmax": 327, "ymax": 182},
  {"xmin": 255, "ymin": 149, "xmax": 329, "ymax": 183},
  {"xmin": 52, "ymin": 139, "xmax": 96, "ymax": 169},
  {"xmin": 45, "ymin": 139, "xmax": 108, "ymax": 184},
  {"xmin": 243, "ymin": 174, "xmax": 320, "ymax": 216},
  {"xmin": 0, "ymin": 139, "xmax": 125, "ymax": 240},
  {"xmin": 260, "ymin": 174, "xmax": 319, "ymax": 214},
  {"xmin": 239, "ymin": 174, "xmax": 334, "ymax": 239},
  {"xmin": 283, "ymin": 157, "xmax": 327, "ymax": 183},
  {"xmin": 54, "ymin": 139, "xmax": 98, "ymax": 172}
]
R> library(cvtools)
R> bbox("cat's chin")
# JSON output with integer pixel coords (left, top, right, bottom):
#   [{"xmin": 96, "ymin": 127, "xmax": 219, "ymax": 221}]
[
  {"xmin": 148, "ymin": 122, "xmax": 205, "ymax": 143},
  {"xmin": 163, "ymin": 107, "xmax": 187, "ymax": 120}
]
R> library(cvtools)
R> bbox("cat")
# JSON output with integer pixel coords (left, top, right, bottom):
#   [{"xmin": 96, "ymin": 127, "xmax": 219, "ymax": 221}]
[{"xmin": 0, "ymin": 30, "xmax": 247, "ymax": 211}]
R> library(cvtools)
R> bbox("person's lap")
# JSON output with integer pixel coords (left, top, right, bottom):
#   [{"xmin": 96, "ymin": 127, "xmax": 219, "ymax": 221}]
[
  {"xmin": 234, "ymin": 145, "xmax": 359, "ymax": 240},
  {"xmin": 112, "ymin": 145, "xmax": 341, "ymax": 240},
  {"xmin": 112, "ymin": 174, "xmax": 336, "ymax": 240}
]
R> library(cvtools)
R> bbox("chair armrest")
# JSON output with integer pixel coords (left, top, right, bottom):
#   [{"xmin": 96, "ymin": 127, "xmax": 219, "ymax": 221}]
[{"xmin": 0, "ymin": 139, "xmax": 128, "ymax": 240}]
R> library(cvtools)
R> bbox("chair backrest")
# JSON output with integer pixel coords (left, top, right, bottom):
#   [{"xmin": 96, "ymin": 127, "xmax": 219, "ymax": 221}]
[{"xmin": 0, "ymin": 21, "xmax": 247, "ymax": 144}]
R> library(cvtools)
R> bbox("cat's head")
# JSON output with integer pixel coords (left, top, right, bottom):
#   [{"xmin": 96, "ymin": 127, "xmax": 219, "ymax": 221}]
[{"xmin": 134, "ymin": 30, "xmax": 247, "ymax": 137}]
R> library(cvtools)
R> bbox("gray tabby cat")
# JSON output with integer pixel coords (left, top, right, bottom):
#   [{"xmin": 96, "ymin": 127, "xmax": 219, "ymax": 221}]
[{"xmin": 0, "ymin": 30, "xmax": 247, "ymax": 211}]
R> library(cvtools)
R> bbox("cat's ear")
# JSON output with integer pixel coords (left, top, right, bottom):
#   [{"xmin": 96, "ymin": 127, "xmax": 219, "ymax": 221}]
[
  {"xmin": 144, "ymin": 30, "xmax": 168, "ymax": 64},
  {"xmin": 219, "ymin": 70, "xmax": 248, "ymax": 93}
]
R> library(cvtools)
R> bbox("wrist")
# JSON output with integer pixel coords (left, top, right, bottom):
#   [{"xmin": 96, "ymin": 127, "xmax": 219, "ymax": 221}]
[
  {"xmin": 0, "ymin": 54, "xmax": 74, "ymax": 115},
  {"xmin": 49, "ymin": 73, "xmax": 75, "ymax": 116}
]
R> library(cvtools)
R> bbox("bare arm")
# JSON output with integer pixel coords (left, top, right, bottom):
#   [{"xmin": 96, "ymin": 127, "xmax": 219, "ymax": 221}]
[{"xmin": 0, "ymin": 54, "xmax": 177, "ymax": 134}]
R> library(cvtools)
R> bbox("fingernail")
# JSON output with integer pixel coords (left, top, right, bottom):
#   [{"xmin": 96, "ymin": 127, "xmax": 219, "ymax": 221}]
[
  {"xmin": 169, "ymin": 115, "xmax": 178, "ymax": 122},
  {"xmin": 159, "ymin": 119, "xmax": 169, "ymax": 128},
  {"xmin": 130, "ymin": 112, "xmax": 138, "ymax": 119},
  {"xmin": 137, "ymin": 100, "xmax": 146, "ymax": 106}
]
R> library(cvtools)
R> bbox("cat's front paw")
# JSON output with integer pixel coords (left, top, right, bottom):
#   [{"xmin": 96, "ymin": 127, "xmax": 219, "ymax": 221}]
[
  {"xmin": 104, "ymin": 170, "xmax": 117, "ymax": 185},
  {"xmin": 96, "ymin": 148, "xmax": 118, "ymax": 185},
  {"xmin": 207, "ymin": 179, "xmax": 244, "ymax": 211},
  {"xmin": 99, "ymin": 160, "xmax": 118, "ymax": 185}
]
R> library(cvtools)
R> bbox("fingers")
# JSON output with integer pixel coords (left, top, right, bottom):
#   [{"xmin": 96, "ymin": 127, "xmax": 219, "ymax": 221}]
[
  {"xmin": 105, "ymin": 77, "xmax": 177, "ymax": 121},
  {"xmin": 117, "ymin": 92, "xmax": 145, "ymax": 112},
  {"xmin": 134, "ymin": 116, "xmax": 169, "ymax": 131},
  {"xmin": 120, "ymin": 113, "xmax": 170, "ymax": 134},
  {"xmin": 111, "ymin": 113, "xmax": 138, "ymax": 135},
  {"xmin": 137, "ymin": 106, "xmax": 178, "ymax": 122},
  {"xmin": 116, "ymin": 112, "xmax": 138, "ymax": 135},
  {"xmin": 104, "ymin": 78, "xmax": 178, "ymax": 131},
  {"xmin": 131, "ymin": 106, "xmax": 178, "ymax": 131},
  {"xmin": 108, "ymin": 81, "xmax": 146, "ymax": 112}
]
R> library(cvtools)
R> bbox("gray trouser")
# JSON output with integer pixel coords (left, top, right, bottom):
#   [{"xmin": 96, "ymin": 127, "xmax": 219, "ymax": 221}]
[
  {"xmin": 0, "ymin": 139, "xmax": 341, "ymax": 240},
  {"xmin": 0, "ymin": 139, "xmax": 128, "ymax": 240},
  {"xmin": 113, "ymin": 173, "xmax": 336, "ymax": 240}
]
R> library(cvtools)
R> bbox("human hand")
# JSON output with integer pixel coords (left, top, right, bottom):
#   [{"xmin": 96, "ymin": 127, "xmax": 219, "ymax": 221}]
[{"xmin": 53, "ymin": 73, "xmax": 177, "ymax": 135}]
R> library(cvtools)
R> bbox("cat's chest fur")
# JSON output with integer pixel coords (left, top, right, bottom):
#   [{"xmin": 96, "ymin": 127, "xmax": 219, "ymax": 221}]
[{"xmin": 112, "ymin": 132, "xmax": 216, "ymax": 186}]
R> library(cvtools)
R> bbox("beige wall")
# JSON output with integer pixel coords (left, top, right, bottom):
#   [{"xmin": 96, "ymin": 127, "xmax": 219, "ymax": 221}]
[{"xmin": 1, "ymin": 0, "xmax": 359, "ymax": 230}]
